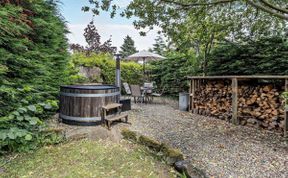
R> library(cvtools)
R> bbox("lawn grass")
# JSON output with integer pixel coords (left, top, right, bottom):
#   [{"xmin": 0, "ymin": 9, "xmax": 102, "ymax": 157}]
[{"xmin": 0, "ymin": 140, "xmax": 176, "ymax": 178}]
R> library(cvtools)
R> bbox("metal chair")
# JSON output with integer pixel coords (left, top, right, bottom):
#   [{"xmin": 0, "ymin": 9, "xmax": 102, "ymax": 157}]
[
  {"xmin": 123, "ymin": 82, "xmax": 132, "ymax": 98},
  {"xmin": 144, "ymin": 82, "xmax": 153, "ymax": 88},
  {"xmin": 143, "ymin": 82, "xmax": 153, "ymax": 102},
  {"xmin": 130, "ymin": 84, "xmax": 145, "ymax": 103},
  {"xmin": 151, "ymin": 86, "xmax": 166, "ymax": 104}
]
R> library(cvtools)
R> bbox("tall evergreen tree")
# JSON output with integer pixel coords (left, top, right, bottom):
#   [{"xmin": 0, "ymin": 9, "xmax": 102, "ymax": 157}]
[
  {"xmin": 0, "ymin": 0, "xmax": 69, "ymax": 152},
  {"xmin": 151, "ymin": 36, "xmax": 167, "ymax": 55},
  {"xmin": 119, "ymin": 35, "xmax": 137, "ymax": 58}
]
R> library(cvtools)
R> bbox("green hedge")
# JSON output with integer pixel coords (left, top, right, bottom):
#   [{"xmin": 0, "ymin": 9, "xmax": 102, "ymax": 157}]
[
  {"xmin": 207, "ymin": 36, "xmax": 288, "ymax": 75},
  {"xmin": 150, "ymin": 52, "xmax": 198, "ymax": 96},
  {"xmin": 0, "ymin": 1, "xmax": 68, "ymax": 153},
  {"xmin": 70, "ymin": 53, "xmax": 143, "ymax": 85}
]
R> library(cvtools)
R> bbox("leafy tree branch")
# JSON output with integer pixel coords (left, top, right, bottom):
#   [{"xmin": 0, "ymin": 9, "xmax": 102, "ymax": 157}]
[
  {"xmin": 246, "ymin": 0, "xmax": 288, "ymax": 20},
  {"xmin": 159, "ymin": 0, "xmax": 288, "ymax": 20},
  {"xmin": 159, "ymin": 0, "xmax": 237, "ymax": 8}
]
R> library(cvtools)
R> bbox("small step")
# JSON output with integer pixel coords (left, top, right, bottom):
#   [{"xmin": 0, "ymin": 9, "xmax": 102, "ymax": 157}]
[
  {"xmin": 102, "ymin": 103, "xmax": 122, "ymax": 110},
  {"xmin": 105, "ymin": 113, "xmax": 129, "ymax": 130},
  {"xmin": 106, "ymin": 113, "xmax": 128, "ymax": 122}
]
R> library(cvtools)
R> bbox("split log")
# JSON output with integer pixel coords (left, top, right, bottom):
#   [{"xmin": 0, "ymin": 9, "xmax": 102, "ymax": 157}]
[{"xmin": 193, "ymin": 80, "xmax": 285, "ymax": 132}]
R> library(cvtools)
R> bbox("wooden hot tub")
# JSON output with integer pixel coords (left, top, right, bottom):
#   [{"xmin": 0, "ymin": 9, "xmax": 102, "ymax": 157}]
[{"xmin": 59, "ymin": 85, "xmax": 120, "ymax": 125}]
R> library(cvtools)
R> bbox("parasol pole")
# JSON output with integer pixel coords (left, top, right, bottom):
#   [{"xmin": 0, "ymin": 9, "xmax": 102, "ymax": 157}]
[{"xmin": 143, "ymin": 57, "xmax": 146, "ymax": 74}]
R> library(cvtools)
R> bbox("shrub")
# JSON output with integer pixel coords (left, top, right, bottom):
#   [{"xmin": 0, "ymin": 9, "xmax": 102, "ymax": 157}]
[
  {"xmin": 69, "ymin": 53, "xmax": 143, "ymax": 85},
  {"xmin": 150, "ymin": 51, "xmax": 198, "ymax": 96},
  {"xmin": 207, "ymin": 36, "xmax": 288, "ymax": 75},
  {"xmin": 0, "ymin": 1, "xmax": 68, "ymax": 153}
]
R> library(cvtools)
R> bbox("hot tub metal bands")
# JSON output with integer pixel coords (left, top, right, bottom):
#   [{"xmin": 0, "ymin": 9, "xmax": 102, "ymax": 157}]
[{"xmin": 60, "ymin": 91, "xmax": 120, "ymax": 97}]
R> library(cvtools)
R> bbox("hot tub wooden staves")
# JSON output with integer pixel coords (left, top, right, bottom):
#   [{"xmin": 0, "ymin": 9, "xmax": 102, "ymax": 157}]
[{"xmin": 59, "ymin": 85, "xmax": 120, "ymax": 125}]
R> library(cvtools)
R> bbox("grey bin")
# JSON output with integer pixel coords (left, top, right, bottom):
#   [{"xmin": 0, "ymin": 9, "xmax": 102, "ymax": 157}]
[{"xmin": 179, "ymin": 92, "xmax": 189, "ymax": 111}]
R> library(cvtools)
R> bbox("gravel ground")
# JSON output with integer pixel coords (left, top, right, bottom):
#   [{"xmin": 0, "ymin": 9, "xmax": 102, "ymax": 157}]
[{"xmin": 126, "ymin": 99, "xmax": 288, "ymax": 178}]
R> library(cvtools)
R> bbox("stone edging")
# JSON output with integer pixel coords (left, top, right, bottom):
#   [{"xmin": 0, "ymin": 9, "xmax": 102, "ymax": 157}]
[{"xmin": 121, "ymin": 128, "xmax": 208, "ymax": 178}]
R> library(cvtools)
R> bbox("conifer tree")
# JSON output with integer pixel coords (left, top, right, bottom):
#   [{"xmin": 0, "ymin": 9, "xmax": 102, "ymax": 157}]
[
  {"xmin": 119, "ymin": 35, "xmax": 137, "ymax": 58},
  {"xmin": 151, "ymin": 36, "xmax": 167, "ymax": 55},
  {"xmin": 0, "ymin": 0, "xmax": 69, "ymax": 152}
]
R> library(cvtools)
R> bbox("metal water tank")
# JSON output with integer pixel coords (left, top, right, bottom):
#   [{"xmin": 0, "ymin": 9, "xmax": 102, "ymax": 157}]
[{"xmin": 179, "ymin": 92, "xmax": 189, "ymax": 111}]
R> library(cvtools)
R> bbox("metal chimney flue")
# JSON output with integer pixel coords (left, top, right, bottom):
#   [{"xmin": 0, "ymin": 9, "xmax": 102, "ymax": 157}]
[{"xmin": 115, "ymin": 54, "xmax": 121, "ymax": 95}]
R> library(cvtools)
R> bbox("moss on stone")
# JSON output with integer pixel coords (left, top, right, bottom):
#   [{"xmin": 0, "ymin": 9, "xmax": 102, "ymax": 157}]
[
  {"xmin": 159, "ymin": 143, "xmax": 169, "ymax": 152},
  {"xmin": 121, "ymin": 129, "xmax": 184, "ymax": 165},
  {"xmin": 163, "ymin": 148, "xmax": 184, "ymax": 165},
  {"xmin": 164, "ymin": 148, "xmax": 184, "ymax": 159},
  {"xmin": 138, "ymin": 135, "xmax": 162, "ymax": 152},
  {"xmin": 121, "ymin": 128, "xmax": 137, "ymax": 142}
]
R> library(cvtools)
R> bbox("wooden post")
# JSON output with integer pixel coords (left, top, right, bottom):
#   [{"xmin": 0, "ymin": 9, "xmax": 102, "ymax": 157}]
[
  {"xmin": 190, "ymin": 79, "xmax": 195, "ymax": 112},
  {"xmin": 284, "ymin": 79, "xmax": 288, "ymax": 138},
  {"xmin": 232, "ymin": 78, "xmax": 238, "ymax": 125},
  {"xmin": 189, "ymin": 80, "xmax": 192, "ymax": 111}
]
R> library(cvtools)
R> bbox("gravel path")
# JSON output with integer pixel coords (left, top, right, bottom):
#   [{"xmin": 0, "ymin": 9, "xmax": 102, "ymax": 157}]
[{"xmin": 127, "ymin": 101, "xmax": 288, "ymax": 178}]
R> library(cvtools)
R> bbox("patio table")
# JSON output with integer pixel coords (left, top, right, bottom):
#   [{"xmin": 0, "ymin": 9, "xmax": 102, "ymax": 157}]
[{"xmin": 141, "ymin": 86, "xmax": 154, "ymax": 103}]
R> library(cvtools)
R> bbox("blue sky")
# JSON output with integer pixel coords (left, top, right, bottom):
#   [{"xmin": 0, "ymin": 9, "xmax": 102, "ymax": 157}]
[{"xmin": 59, "ymin": 0, "xmax": 160, "ymax": 51}]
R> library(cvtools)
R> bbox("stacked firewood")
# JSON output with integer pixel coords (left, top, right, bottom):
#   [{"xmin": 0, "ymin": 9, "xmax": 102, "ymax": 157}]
[{"xmin": 193, "ymin": 80, "xmax": 285, "ymax": 132}]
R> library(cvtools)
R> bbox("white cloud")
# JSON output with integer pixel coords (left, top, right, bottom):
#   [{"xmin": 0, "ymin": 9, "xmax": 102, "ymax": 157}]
[
  {"xmin": 115, "ymin": 0, "xmax": 131, "ymax": 8},
  {"xmin": 67, "ymin": 23, "xmax": 160, "ymax": 51}
]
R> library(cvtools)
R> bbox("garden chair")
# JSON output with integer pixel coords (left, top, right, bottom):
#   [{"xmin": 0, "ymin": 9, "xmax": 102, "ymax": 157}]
[
  {"xmin": 150, "ymin": 86, "xmax": 166, "ymax": 104},
  {"xmin": 143, "ymin": 82, "xmax": 153, "ymax": 93},
  {"xmin": 143, "ymin": 82, "xmax": 154, "ymax": 102},
  {"xmin": 130, "ymin": 84, "xmax": 145, "ymax": 103},
  {"xmin": 123, "ymin": 82, "xmax": 132, "ymax": 98},
  {"xmin": 144, "ymin": 82, "xmax": 153, "ymax": 88}
]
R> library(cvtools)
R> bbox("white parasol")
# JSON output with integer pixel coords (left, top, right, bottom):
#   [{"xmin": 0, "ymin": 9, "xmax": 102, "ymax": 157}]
[{"xmin": 126, "ymin": 50, "xmax": 166, "ymax": 73}]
